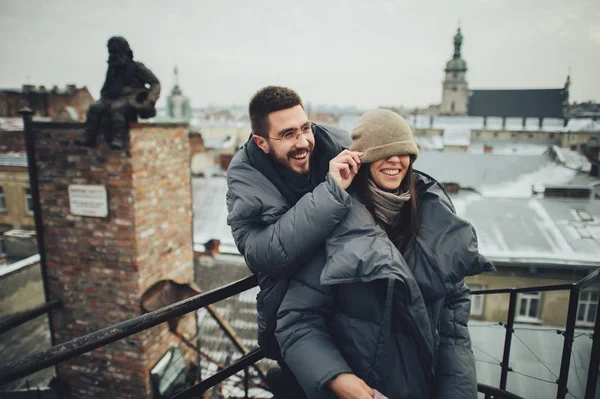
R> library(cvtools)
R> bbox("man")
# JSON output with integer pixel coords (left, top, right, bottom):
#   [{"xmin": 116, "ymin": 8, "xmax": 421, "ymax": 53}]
[
  {"xmin": 77, "ymin": 36, "xmax": 161, "ymax": 149},
  {"xmin": 226, "ymin": 86, "xmax": 365, "ymax": 397}
]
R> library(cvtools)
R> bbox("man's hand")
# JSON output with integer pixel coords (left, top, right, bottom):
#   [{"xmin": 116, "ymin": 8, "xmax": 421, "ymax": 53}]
[
  {"xmin": 328, "ymin": 373, "xmax": 374, "ymax": 399},
  {"xmin": 329, "ymin": 150, "xmax": 363, "ymax": 190}
]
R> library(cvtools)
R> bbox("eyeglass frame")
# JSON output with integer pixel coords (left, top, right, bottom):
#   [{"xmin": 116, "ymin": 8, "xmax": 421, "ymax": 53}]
[{"xmin": 268, "ymin": 121, "xmax": 315, "ymax": 142}]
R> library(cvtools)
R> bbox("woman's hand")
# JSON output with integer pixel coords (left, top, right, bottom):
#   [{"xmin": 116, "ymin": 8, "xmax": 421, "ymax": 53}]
[{"xmin": 328, "ymin": 373, "xmax": 374, "ymax": 399}]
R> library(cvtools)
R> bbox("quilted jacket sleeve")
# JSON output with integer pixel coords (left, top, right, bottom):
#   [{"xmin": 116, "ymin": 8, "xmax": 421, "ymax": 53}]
[
  {"xmin": 276, "ymin": 274, "xmax": 351, "ymax": 399},
  {"xmin": 227, "ymin": 167, "xmax": 352, "ymax": 278},
  {"xmin": 435, "ymin": 282, "xmax": 478, "ymax": 399}
]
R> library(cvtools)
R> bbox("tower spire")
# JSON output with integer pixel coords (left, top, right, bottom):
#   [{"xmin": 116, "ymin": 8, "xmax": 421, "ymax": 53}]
[
  {"xmin": 453, "ymin": 25, "xmax": 463, "ymax": 59},
  {"xmin": 173, "ymin": 65, "xmax": 179, "ymax": 87}
]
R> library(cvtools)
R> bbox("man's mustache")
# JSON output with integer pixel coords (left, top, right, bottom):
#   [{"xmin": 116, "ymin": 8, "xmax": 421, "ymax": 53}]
[{"xmin": 288, "ymin": 145, "xmax": 313, "ymax": 158}]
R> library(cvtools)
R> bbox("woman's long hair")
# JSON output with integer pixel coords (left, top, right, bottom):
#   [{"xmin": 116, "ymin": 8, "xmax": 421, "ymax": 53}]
[{"xmin": 352, "ymin": 155, "xmax": 420, "ymax": 253}]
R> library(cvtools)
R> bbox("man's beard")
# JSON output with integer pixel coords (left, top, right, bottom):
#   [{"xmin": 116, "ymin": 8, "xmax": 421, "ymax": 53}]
[{"xmin": 272, "ymin": 145, "xmax": 313, "ymax": 175}]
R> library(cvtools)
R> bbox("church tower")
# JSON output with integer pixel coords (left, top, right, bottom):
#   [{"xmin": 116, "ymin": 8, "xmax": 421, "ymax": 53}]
[
  {"xmin": 440, "ymin": 26, "xmax": 469, "ymax": 115},
  {"xmin": 167, "ymin": 66, "xmax": 191, "ymax": 121}
]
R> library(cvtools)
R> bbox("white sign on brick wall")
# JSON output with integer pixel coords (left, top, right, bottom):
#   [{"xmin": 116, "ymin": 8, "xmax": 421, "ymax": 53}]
[{"xmin": 68, "ymin": 185, "xmax": 108, "ymax": 217}]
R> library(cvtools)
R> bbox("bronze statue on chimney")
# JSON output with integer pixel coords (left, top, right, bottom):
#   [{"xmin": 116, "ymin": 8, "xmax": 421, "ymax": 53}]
[{"xmin": 77, "ymin": 36, "xmax": 161, "ymax": 149}]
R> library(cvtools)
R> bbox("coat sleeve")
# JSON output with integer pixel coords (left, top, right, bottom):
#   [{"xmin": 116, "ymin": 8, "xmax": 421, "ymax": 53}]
[
  {"xmin": 435, "ymin": 282, "xmax": 478, "ymax": 399},
  {"xmin": 227, "ymin": 172, "xmax": 352, "ymax": 278},
  {"xmin": 135, "ymin": 62, "xmax": 161, "ymax": 103},
  {"xmin": 275, "ymin": 276, "xmax": 352, "ymax": 399}
]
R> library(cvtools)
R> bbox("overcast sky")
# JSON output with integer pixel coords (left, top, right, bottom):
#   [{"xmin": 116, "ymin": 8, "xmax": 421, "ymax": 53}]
[{"xmin": 1, "ymin": 0, "xmax": 598, "ymax": 109}]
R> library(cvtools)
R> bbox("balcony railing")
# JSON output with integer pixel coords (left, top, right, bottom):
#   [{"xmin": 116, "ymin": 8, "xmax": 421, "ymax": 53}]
[{"xmin": 1, "ymin": 269, "xmax": 599, "ymax": 399}]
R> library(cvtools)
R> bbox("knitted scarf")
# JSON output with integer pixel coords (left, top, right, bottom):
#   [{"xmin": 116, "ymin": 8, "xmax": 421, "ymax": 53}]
[{"xmin": 368, "ymin": 179, "xmax": 411, "ymax": 227}]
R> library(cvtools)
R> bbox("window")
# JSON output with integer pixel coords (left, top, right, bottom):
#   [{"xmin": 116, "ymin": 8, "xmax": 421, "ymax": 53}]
[
  {"xmin": 0, "ymin": 187, "xmax": 6, "ymax": 211},
  {"xmin": 516, "ymin": 292, "xmax": 542, "ymax": 322},
  {"xmin": 577, "ymin": 291, "xmax": 598, "ymax": 327},
  {"xmin": 470, "ymin": 284, "xmax": 485, "ymax": 316},
  {"xmin": 451, "ymin": 102, "xmax": 455, "ymax": 112},
  {"xmin": 24, "ymin": 188, "xmax": 33, "ymax": 214}
]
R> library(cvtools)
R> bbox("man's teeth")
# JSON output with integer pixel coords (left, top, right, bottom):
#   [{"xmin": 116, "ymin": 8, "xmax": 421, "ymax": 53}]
[
  {"xmin": 292, "ymin": 152, "xmax": 308, "ymax": 160},
  {"xmin": 382, "ymin": 169, "xmax": 400, "ymax": 176}
]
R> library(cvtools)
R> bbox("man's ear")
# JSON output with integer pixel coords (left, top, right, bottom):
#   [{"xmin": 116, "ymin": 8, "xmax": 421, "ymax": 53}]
[{"xmin": 252, "ymin": 135, "xmax": 270, "ymax": 154}]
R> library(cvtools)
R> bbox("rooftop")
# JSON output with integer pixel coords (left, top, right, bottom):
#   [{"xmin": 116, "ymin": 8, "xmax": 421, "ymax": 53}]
[
  {"xmin": 468, "ymin": 89, "xmax": 567, "ymax": 119},
  {"xmin": 192, "ymin": 163, "xmax": 600, "ymax": 266}
]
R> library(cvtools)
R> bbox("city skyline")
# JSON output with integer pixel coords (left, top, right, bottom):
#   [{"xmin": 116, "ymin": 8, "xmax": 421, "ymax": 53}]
[{"xmin": 1, "ymin": 0, "xmax": 599, "ymax": 109}]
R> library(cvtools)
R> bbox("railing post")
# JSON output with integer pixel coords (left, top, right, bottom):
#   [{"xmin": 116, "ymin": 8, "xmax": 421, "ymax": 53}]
[
  {"xmin": 557, "ymin": 286, "xmax": 579, "ymax": 399},
  {"xmin": 244, "ymin": 367, "xmax": 249, "ymax": 399},
  {"xmin": 500, "ymin": 291, "xmax": 517, "ymax": 390},
  {"xmin": 19, "ymin": 107, "xmax": 59, "ymax": 378},
  {"xmin": 584, "ymin": 289, "xmax": 600, "ymax": 399}
]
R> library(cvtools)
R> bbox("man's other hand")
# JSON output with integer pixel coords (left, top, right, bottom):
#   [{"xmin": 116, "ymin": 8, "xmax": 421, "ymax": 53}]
[
  {"xmin": 329, "ymin": 150, "xmax": 363, "ymax": 190},
  {"xmin": 328, "ymin": 373, "xmax": 374, "ymax": 399}
]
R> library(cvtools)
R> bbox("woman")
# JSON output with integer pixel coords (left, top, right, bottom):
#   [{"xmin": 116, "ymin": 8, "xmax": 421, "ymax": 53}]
[{"xmin": 275, "ymin": 109, "xmax": 495, "ymax": 398}]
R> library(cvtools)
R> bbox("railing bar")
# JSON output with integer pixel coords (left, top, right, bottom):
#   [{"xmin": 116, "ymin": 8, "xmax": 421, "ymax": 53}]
[
  {"xmin": 473, "ymin": 284, "xmax": 575, "ymax": 295},
  {"xmin": 575, "ymin": 268, "xmax": 600, "ymax": 291},
  {"xmin": 171, "ymin": 348, "xmax": 265, "ymax": 399},
  {"xmin": 0, "ymin": 299, "xmax": 62, "ymax": 335},
  {"xmin": 204, "ymin": 304, "xmax": 268, "ymax": 383},
  {"xmin": 500, "ymin": 291, "xmax": 517, "ymax": 390},
  {"xmin": 244, "ymin": 367, "xmax": 249, "ymax": 399},
  {"xmin": 557, "ymin": 286, "xmax": 580, "ymax": 398},
  {"xmin": 584, "ymin": 287, "xmax": 600, "ymax": 399},
  {"xmin": 476, "ymin": 383, "xmax": 525, "ymax": 399},
  {"xmin": 0, "ymin": 275, "xmax": 257, "ymax": 385}
]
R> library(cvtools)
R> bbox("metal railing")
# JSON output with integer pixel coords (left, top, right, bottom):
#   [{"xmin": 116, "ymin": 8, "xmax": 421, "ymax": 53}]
[{"xmin": 1, "ymin": 269, "xmax": 599, "ymax": 399}]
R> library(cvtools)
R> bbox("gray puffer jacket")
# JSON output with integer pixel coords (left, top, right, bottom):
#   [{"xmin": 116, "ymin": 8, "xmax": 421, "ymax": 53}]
[
  {"xmin": 226, "ymin": 125, "xmax": 353, "ymax": 359},
  {"xmin": 275, "ymin": 171, "xmax": 495, "ymax": 398}
]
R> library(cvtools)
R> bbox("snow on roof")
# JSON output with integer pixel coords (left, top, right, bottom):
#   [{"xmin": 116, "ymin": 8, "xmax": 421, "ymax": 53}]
[
  {"xmin": 0, "ymin": 118, "xmax": 24, "ymax": 131},
  {"xmin": 469, "ymin": 142, "xmax": 550, "ymax": 155},
  {"xmin": 565, "ymin": 118, "xmax": 600, "ymax": 132},
  {"xmin": 406, "ymin": 115, "xmax": 570, "ymax": 133},
  {"xmin": 478, "ymin": 163, "xmax": 577, "ymax": 198},
  {"xmin": 414, "ymin": 135, "xmax": 444, "ymax": 151},
  {"xmin": 194, "ymin": 169, "xmax": 600, "ymax": 268},
  {"xmin": 453, "ymin": 194, "xmax": 600, "ymax": 266},
  {"xmin": 415, "ymin": 152, "xmax": 559, "ymax": 192},
  {"xmin": 443, "ymin": 128, "xmax": 471, "ymax": 146},
  {"xmin": 192, "ymin": 176, "xmax": 239, "ymax": 254},
  {"xmin": 549, "ymin": 146, "xmax": 592, "ymax": 172}
]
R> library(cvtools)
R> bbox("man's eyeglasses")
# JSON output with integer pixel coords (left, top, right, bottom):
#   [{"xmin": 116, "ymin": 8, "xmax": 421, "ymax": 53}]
[{"xmin": 270, "ymin": 122, "xmax": 315, "ymax": 142}]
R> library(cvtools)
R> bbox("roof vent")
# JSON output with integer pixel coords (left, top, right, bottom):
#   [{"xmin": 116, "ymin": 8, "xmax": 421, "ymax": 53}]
[{"xmin": 543, "ymin": 185, "xmax": 591, "ymax": 199}]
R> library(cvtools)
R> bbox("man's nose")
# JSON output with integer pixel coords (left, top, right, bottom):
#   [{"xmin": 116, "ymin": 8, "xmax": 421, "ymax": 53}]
[{"xmin": 296, "ymin": 132, "xmax": 310, "ymax": 147}]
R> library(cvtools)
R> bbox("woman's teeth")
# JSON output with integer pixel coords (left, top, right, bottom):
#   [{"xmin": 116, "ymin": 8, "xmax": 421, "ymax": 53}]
[{"xmin": 381, "ymin": 169, "xmax": 400, "ymax": 176}]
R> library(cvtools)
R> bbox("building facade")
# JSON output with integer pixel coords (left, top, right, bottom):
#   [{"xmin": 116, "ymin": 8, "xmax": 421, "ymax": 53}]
[
  {"xmin": 0, "ymin": 84, "xmax": 94, "ymax": 120},
  {"xmin": 0, "ymin": 155, "xmax": 33, "ymax": 233}
]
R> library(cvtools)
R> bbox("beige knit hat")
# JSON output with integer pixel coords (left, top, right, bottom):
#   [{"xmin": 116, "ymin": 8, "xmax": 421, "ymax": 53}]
[{"xmin": 349, "ymin": 109, "xmax": 419, "ymax": 163}]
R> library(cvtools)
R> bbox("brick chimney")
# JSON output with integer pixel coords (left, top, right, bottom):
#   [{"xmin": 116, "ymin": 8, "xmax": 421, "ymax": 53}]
[{"xmin": 32, "ymin": 122, "xmax": 197, "ymax": 398}]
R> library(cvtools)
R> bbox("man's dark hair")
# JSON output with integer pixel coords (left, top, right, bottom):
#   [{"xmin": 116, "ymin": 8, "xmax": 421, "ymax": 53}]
[{"xmin": 249, "ymin": 86, "xmax": 303, "ymax": 138}]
